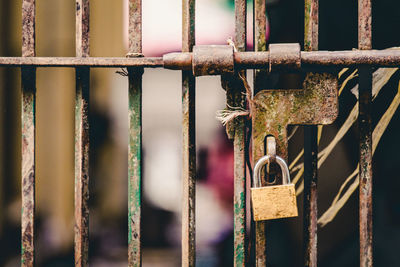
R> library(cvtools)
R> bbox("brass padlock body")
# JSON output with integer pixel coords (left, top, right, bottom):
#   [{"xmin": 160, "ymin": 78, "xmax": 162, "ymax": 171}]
[{"xmin": 251, "ymin": 184, "xmax": 298, "ymax": 221}]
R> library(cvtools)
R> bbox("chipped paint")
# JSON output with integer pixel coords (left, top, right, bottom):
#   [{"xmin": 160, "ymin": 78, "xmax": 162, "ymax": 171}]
[
  {"xmin": 128, "ymin": 67, "xmax": 143, "ymax": 267},
  {"xmin": 252, "ymin": 72, "xmax": 338, "ymax": 162},
  {"xmin": 74, "ymin": 1, "xmax": 90, "ymax": 266},
  {"xmin": 21, "ymin": 0, "xmax": 36, "ymax": 266},
  {"xmin": 182, "ymin": 1, "xmax": 196, "ymax": 266},
  {"xmin": 74, "ymin": 67, "xmax": 90, "ymax": 267}
]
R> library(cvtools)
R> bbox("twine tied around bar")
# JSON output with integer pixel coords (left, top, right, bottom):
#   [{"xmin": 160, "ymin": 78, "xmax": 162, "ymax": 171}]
[{"xmin": 216, "ymin": 38, "xmax": 255, "ymax": 125}]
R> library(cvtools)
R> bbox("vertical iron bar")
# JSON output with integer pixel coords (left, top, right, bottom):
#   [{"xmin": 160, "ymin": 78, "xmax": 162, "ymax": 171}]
[
  {"xmin": 358, "ymin": 0, "xmax": 372, "ymax": 51},
  {"xmin": 182, "ymin": 0, "xmax": 196, "ymax": 266},
  {"xmin": 253, "ymin": 0, "xmax": 267, "ymax": 90},
  {"xmin": 253, "ymin": 0, "xmax": 266, "ymax": 53},
  {"xmin": 304, "ymin": 1, "xmax": 318, "ymax": 267},
  {"xmin": 75, "ymin": 1, "xmax": 90, "ymax": 266},
  {"xmin": 233, "ymin": 1, "xmax": 247, "ymax": 266},
  {"xmin": 358, "ymin": 2, "xmax": 372, "ymax": 266},
  {"xmin": 303, "ymin": 126, "xmax": 318, "ymax": 267},
  {"xmin": 253, "ymin": 0, "xmax": 266, "ymax": 266},
  {"xmin": 128, "ymin": 0, "xmax": 143, "ymax": 266},
  {"xmin": 21, "ymin": 0, "xmax": 36, "ymax": 266}
]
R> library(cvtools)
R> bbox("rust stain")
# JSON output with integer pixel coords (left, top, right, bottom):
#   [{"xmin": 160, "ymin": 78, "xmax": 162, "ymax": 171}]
[
  {"xmin": 76, "ymin": 0, "xmax": 90, "ymax": 58},
  {"xmin": 358, "ymin": 0, "xmax": 372, "ymax": 50},
  {"xmin": 74, "ymin": 67, "xmax": 90, "ymax": 267},
  {"xmin": 128, "ymin": 0, "xmax": 142, "ymax": 54},
  {"xmin": 303, "ymin": 125, "xmax": 318, "ymax": 267},
  {"xmin": 21, "ymin": 0, "xmax": 36, "ymax": 265},
  {"xmin": 21, "ymin": 68, "xmax": 36, "ymax": 267},
  {"xmin": 269, "ymin": 43, "xmax": 301, "ymax": 72},
  {"xmin": 358, "ymin": 0, "xmax": 373, "ymax": 265},
  {"xmin": 221, "ymin": 71, "xmax": 247, "ymax": 266},
  {"xmin": 358, "ymin": 66, "xmax": 373, "ymax": 267},
  {"xmin": 182, "ymin": 1, "xmax": 196, "ymax": 266},
  {"xmin": 304, "ymin": 1, "xmax": 319, "ymax": 266},
  {"xmin": 22, "ymin": 0, "xmax": 35, "ymax": 57},
  {"xmin": 128, "ymin": 66, "xmax": 143, "ymax": 267},
  {"xmin": 74, "ymin": 1, "xmax": 90, "ymax": 266},
  {"xmin": 127, "ymin": 1, "xmax": 144, "ymax": 266},
  {"xmin": 1, "ymin": 50, "xmax": 400, "ymax": 69},
  {"xmin": 252, "ymin": 73, "xmax": 338, "ymax": 162},
  {"xmin": 193, "ymin": 45, "xmax": 234, "ymax": 76},
  {"xmin": 221, "ymin": 4, "xmax": 247, "ymax": 263},
  {"xmin": 252, "ymin": 0, "xmax": 268, "ymax": 265},
  {"xmin": 181, "ymin": 70, "xmax": 196, "ymax": 267},
  {"xmin": 304, "ymin": 0, "xmax": 318, "ymax": 52}
]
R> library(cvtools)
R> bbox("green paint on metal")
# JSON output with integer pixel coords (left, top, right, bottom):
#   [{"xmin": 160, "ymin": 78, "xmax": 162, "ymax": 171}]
[
  {"xmin": 252, "ymin": 72, "xmax": 338, "ymax": 160},
  {"xmin": 128, "ymin": 67, "xmax": 143, "ymax": 266}
]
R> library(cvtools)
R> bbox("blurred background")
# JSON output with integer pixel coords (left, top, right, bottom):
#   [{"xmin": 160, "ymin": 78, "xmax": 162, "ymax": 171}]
[{"xmin": 0, "ymin": 0, "xmax": 400, "ymax": 266}]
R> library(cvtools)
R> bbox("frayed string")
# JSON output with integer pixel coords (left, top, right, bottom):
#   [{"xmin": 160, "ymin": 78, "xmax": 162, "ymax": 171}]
[
  {"xmin": 216, "ymin": 38, "xmax": 255, "ymax": 125},
  {"xmin": 216, "ymin": 104, "xmax": 250, "ymax": 126}
]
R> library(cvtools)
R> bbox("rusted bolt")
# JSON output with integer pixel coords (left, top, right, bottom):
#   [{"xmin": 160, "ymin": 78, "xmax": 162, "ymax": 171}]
[
  {"xmin": 193, "ymin": 45, "xmax": 234, "ymax": 76},
  {"xmin": 269, "ymin": 43, "xmax": 301, "ymax": 72}
]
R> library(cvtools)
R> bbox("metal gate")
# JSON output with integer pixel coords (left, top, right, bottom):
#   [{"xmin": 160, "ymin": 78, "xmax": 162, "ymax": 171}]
[{"xmin": 1, "ymin": 0, "xmax": 399, "ymax": 266}]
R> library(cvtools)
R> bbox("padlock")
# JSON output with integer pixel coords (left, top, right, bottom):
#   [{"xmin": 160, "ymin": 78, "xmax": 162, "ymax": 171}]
[{"xmin": 251, "ymin": 155, "xmax": 298, "ymax": 221}]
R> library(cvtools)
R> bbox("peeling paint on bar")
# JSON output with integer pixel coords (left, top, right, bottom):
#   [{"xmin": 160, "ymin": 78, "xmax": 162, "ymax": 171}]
[
  {"xmin": 128, "ymin": 67, "xmax": 143, "ymax": 267},
  {"xmin": 221, "ymin": 72, "xmax": 247, "ymax": 266},
  {"xmin": 127, "ymin": 1, "xmax": 143, "ymax": 266},
  {"xmin": 252, "ymin": 73, "xmax": 337, "ymax": 162},
  {"xmin": 359, "ymin": 67, "xmax": 373, "ymax": 267},
  {"xmin": 358, "ymin": 0, "xmax": 372, "ymax": 51},
  {"xmin": 74, "ymin": 67, "xmax": 90, "ymax": 267},
  {"xmin": 253, "ymin": 0, "xmax": 267, "ymax": 265},
  {"xmin": 75, "ymin": 1, "xmax": 90, "ymax": 266},
  {"xmin": 304, "ymin": 0, "xmax": 318, "ymax": 52},
  {"xmin": 21, "ymin": 67, "xmax": 36, "ymax": 267},
  {"xmin": 2, "ymin": 49, "xmax": 400, "ymax": 69},
  {"xmin": 182, "ymin": 0, "xmax": 196, "ymax": 266},
  {"xmin": 358, "ymin": 0, "xmax": 373, "ymax": 266},
  {"xmin": 231, "ymin": 1, "xmax": 247, "ymax": 266},
  {"xmin": 253, "ymin": 0, "xmax": 267, "ymax": 93},
  {"xmin": 304, "ymin": 1, "xmax": 319, "ymax": 266},
  {"xmin": 21, "ymin": 0, "xmax": 36, "ymax": 266},
  {"xmin": 128, "ymin": 1, "xmax": 143, "ymax": 266}
]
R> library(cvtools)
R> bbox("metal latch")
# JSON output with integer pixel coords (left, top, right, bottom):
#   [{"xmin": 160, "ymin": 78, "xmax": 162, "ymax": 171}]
[{"xmin": 165, "ymin": 43, "xmax": 338, "ymax": 162}]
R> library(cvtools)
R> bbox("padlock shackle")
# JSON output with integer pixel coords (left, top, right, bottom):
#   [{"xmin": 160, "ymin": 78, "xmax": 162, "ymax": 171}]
[{"xmin": 253, "ymin": 155, "xmax": 291, "ymax": 188}]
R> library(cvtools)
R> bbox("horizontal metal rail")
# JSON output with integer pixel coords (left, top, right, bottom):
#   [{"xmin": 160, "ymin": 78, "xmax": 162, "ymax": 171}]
[
  {"xmin": 0, "ymin": 57, "xmax": 163, "ymax": 67},
  {"xmin": 0, "ymin": 49, "xmax": 400, "ymax": 70}
]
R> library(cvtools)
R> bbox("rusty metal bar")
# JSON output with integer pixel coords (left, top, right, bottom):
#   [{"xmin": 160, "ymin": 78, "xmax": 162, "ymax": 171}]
[
  {"xmin": 304, "ymin": 0, "xmax": 318, "ymax": 52},
  {"xmin": 253, "ymin": 0, "xmax": 267, "ymax": 266},
  {"xmin": 303, "ymin": 126, "xmax": 318, "ymax": 267},
  {"xmin": 0, "ymin": 57, "xmax": 163, "ymax": 67},
  {"xmin": 358, "ymin": 1, "xmax": 373, "ymax": 266},
  {"xmin": 1, "ymin": 49, "xmax": 400, "ymax": 69},
  {"xmin": 358, "ymin": 66, "xmax": 373, "ymax": 267},
  {"xmin": 358, "ymin": 0, "xmax": 372, "ymax": 51},
  {"xmin": 253, "ymin": 0, "xmax": 267, "ymax": 90},
  {"xmin": 232, "ymin": 0, "xmax": 247, "ymax": 266},
  {"xmin": 304, "ymin": 1, "xmax": 318, "ymax": 267},
  {"xmin": 74, "ymin": 1, "xmax": 90, "ymax": 266},
  {"xmin": 182, "ymin": 0, "xmax": 196, "ymax": 266},
  {"xmin": 300, "ymin": 50, "xmax": 400, "ymax": 68},
  {"xmin": 128, "ymin": 0, "xmax": 143, "ymax": 266},
  {"xmin": 21, "ymin": 0, "xmax": 36, "ymax": 266},
  {"xmin": 236, "ymin": 50, "xmax": 400, "ymax": 69}
]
